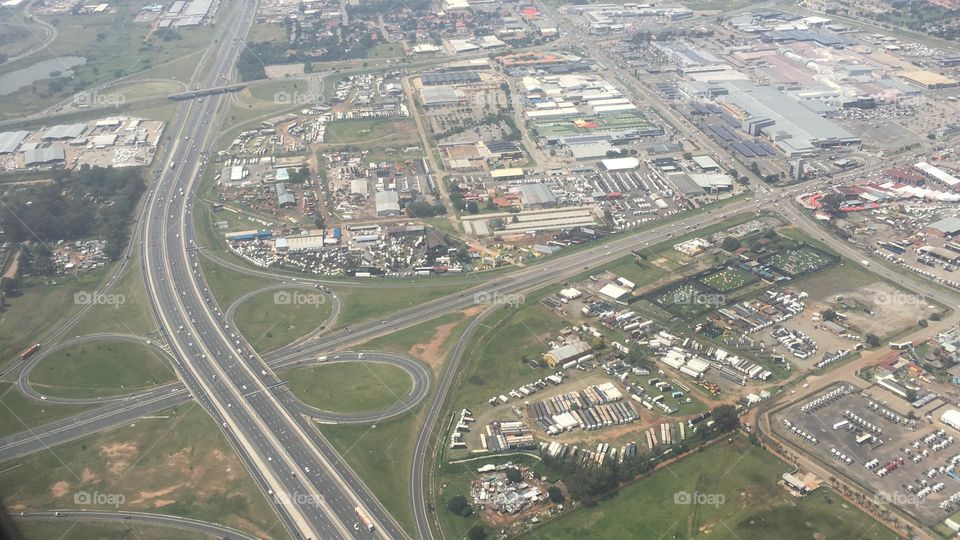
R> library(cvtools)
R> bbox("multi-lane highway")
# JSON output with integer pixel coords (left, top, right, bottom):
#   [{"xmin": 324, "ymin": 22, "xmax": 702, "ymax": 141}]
[{"xmin": 133, "ymin": 0, "xmax": 409, "ymax": 536}]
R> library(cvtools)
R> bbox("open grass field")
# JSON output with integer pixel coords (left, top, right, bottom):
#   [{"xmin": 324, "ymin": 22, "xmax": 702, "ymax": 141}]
[
  {"xmin": 518, "ymin": 437, "xmax": 896, "ymax": 540},
  {"xmin": 324, "ymin": 118, "xmax": 419, "ymax": 146},
  {"xmin": 247, "ymin": 22, "xmax": 287, "ymax": 43},
  {"xmin": 198, "ymin": 255, "xmax": 278, "ymax": 308},
  {"xmin": 0, "ymin": 405, "xmax": 282, "ymax": 538},
  {"xmin": 13, "ymin": 519, "xmax": 207, "ymax": 540},
  {"xmin": 284, "ymin": 361, "xmax": 413, "ymax": 413},
  {"xmin": 453, "ymin": 298, "xmax": 568, "ymax": 409},
  {"xmin": 28, "ymin": 341, "xmax": 176, "ymax": 399},
  {"xmin": 69, "ymin": 260, "xmax": 157, "ymax": 337},
  {"xmin": 0, "ymin": 382, "xmax": 92, "ymax": 437},
  {"xmin": 332, "ymin": 283, "xmax": 474, "ymax": 329},
  {"xmin": 0, "ymin": 264, "xmax": 118, "ymax": 374},
  {"xmin": 232, "ymin": 288, "xmax": 333, "ymax": 353},
  {"xmin": 365, "ymin": 43, "xmax": 404, "ymax": 59}
]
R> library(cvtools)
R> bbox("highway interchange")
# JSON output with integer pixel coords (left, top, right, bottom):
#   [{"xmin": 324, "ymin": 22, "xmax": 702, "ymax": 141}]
[{"xmin": 5, "ymin": 1, "xmax": 960, "ymax": 539}]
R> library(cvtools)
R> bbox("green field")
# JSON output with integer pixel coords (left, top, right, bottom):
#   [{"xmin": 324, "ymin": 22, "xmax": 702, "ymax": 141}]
[
  {"xmin": 232, "ymin": 288, "xmax": 333, "ymax": 353},
  {"xmin": 69, "ymin": 261, "xmax": 157, "ymax": 337},
  {"xmin": 0, "ymin": 405, "xmax": 281, "ymax": 538},
  {"xmin": 518, "ymin": 438, "xmax": 896, "ymax": 540},
  {"xmin": 29, "ymin": 341, "xmax": 176, "ymax": 399},
  {"xmin": 284, "ymin": 361, "xmax": 414, "ymax": 413},
  {"xmin": 0, "ymin": 382, "xmax": 92, "ymax": 437},
  {"xmin": 324, "ymin": 118, "xmax": 419, "ymax": 146},
  {"xmin": 198, "ymin": 255, "xmax": 279, "ymax": 307},
  {"xmin": 13, "ymin": 519, "xmax": 207, "ymax": 540},
  {"xmin": 0, "ymin": 265, "xmax": 118, "ymax": 374},
  {"xmin": 453, "ymin": 297, "xmax": 568, "ymax": 410},
  {"xmin": 333, "ymin": 283, "xmax": 474, "ymax": 329}
]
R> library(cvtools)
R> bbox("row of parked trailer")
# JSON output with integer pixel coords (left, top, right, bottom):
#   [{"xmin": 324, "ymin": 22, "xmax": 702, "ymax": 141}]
[
  {"xmin": 771, "ymin": 327, "xmax": 817, "ymax": 359},
  {"xmin": 528, "ymin": 398, "xmax": 638, "ymax": 434},
  {"xmin": 868, "ymin": 401, "xmax": 908, "ymax": 426},
  {"xmin": 488, "ymin": 373, "xmax": 566, "ymax": 406},
  {"xmin": 814, "ymin": 348, "xmax": 854, "ymax": 369},
  {"xmin": 644, "ymin": 421, "xmax": 686, "ymax": 450},
  {"xmin": 450, "ymin": 408, "xmax": 475, "ymax": 449},
  {"xmin": 843, "ymin": 409, "xmax": 883, "ymax": 435},
  {"xmin": 783, "ymin": 418, "xmax": 819, "ymax": 445},
  {"xmin": 800, "ymin": 385, "xmax": 853, "ymax": 414},
  {"xmin": 541, "ymin": 440, "xmax": 640, "ymax": 468}
]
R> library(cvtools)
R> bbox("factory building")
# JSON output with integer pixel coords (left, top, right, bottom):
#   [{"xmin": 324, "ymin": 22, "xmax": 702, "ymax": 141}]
[
  {"xmin": 375, "ymin": 190, "xmax": 401, "ymax": 216},
  {"xmin": 518, "ymin": 184, "xmax": 557, "ymax": 209}
]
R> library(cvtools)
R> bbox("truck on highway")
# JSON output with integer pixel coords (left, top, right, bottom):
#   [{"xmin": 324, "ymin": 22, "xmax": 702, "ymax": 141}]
[
  {"xmin": 355, "ymin": 506, "xmax": 374, "ymax": 531},
  {"xmin": 20, "ymin": 343, "xmax": 40, "ymax": 360},
  {"xmin": 861, "ymin": 260, "xmax": 870, "ymax": 267}
]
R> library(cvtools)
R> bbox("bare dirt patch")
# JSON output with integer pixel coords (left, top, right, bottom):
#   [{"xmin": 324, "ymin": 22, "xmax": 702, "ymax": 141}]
[
  {"xmin": 81, "ymin": 467, "xmax": 97, "ymax": 482},
  {"xmin": 50, "ymin": 481, "xmax": 70, "ymax": 498},
  {"xmin": 131, "ymin": 485, "xmax": 178, "ymax": 505},
  {"xmin": 99, "ymin": 442, "xmax": 139, "ymax": 476},
  {"xmin": 409, "ymin": 321, "xmax": 459, "ymax": 373},
  {"xmin": 832, "ymin": 282, "xmax": 932, "ymax": 336}
]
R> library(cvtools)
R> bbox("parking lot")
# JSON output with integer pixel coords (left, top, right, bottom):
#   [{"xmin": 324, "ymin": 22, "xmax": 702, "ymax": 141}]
[{"xmin": 774, "ymin": 383, "xmax": 959, "ymax": 526}]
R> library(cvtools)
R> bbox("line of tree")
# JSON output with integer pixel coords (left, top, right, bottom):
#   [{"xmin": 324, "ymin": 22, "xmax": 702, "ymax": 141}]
[{"xmin": 0, "ymin": 165, "xmax": 145, "ymax": 264}]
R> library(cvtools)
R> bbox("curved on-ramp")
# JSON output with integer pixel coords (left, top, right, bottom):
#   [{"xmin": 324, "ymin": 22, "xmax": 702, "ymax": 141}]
[
  {"xmin": 17, "ymin": 333, "xmax": 180, "ymax": 405},
  {"xmin": 14, "ymin": 510, "xmax": 258, "ymax": 540},
  {"xmin": 285, "ymin": 351, "xmax": 431, "ymax": 425}
]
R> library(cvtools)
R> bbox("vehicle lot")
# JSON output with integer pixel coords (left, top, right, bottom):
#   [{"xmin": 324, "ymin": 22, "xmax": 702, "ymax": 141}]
[{"xmin": 773, "ymin": 383, "xmax": 958, "ymax": 526}]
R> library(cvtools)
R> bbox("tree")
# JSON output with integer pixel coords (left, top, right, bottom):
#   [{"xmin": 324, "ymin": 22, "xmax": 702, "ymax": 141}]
[
  {"xmin": 711, "ymin": 404, "xmax": 739, "ymax": 432},
  {"xmin": 505, "ymin": 467, "xmax": 522, "ymax": 483},
  {"xmin": 446, "ymin": 495, "xmax": 472, "ymax": 517},
  {"xmin": 821, "ymin": 309, "xmax": 837, "ymax": 322},
  {"xmin": 720, "ymin": 236, "xmax": 741, "ymax": 252},
  {"xmin": 865, "ymin": 334, "xmax": 881, "ymax": 348},
  {"xmin": 467, "ymin": 526, "xmax": 487, "ymax": 540},
  {"xmin": 547, "ymin": 486, "xmax": 565, "ymax": 504}
]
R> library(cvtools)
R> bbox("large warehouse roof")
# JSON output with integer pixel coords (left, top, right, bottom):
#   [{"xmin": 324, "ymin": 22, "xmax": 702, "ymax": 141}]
[
  {"xmin": 519, "ymin": 183, "xmax": 556, "ymax": 206},
  {"xmin": 916, "ymin": 161, "xmax": 960, "ymax": 187},
  {"xmin": 420, "ymin": 86, "xmax": 462, "ymax": 106},
  {"xmin": 716, "ymin": 80, "xmax": 857, "ymax": 155},
  {"xmin": 927, "ymin": 216, "xmax": 960, "ymax": 235},
  {"xmin": 0, "ymin": 130, "xmax": 28, "ymax": 154},
  {"xmin": 601, "ymin": 157, "xmax": 639, "ymax": 171},
  {"xmin": 375, "ymin": 190, "xmax": 400, "ymax": 214},
  {"xmin": 24, "ymin": 146, "xmax": 65, "ymax": 165},
  {"xmin": 42, "ymin": 123, "xmax": 86, "ymax": 140}
]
